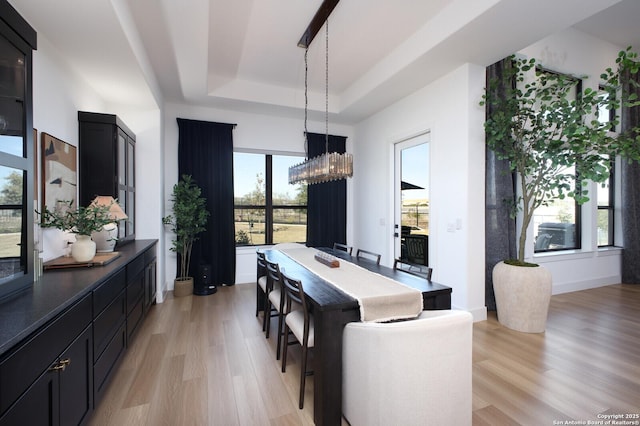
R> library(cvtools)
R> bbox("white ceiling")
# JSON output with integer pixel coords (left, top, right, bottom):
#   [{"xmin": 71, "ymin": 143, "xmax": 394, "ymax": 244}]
[{"xmin": 9, "ymin": 0, "xmax": 640, "ymax": 124}]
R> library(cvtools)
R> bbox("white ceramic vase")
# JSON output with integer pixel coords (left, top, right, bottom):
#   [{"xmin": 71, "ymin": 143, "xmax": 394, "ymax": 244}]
[
  {"xmin": 493, "ymin": 261, "xmax": 552, "ymax": 333},
  {"xmin": 72, "ymin": 235, "xmax": 97, "ymax": 262}
]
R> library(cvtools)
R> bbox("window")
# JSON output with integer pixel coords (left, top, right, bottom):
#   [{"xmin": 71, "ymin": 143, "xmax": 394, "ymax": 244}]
[
  {"xmin": 0, "ymin": 21, "xmax": 33, "ymax": 297},
  {"xmin": 533, "ymin": 69, "xmax": 581, "ymax": 253},
  {"xmin": 234, "ymin": 152, "xmax": 307, "ymax": 246},
  {"xmin": 597, "ymin": 169, "xmax": 614, "ymax": 247},
  {"xmin": 596, "ymin": 85, "xmax": 616, "ymax": 247},
  {"xmin": 533, "ymin": 164, "xmax": 580, "ymax": 252},
  {"xmin": 597, "ymin": 85, "xmax": 616, "ymax": 131}
]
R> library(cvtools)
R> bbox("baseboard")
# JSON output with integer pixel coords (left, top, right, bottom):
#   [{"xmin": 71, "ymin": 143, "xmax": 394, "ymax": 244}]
[
  {"xmin": 552, "ymin": 275, "xmax": 621, "ymax": 295},
  {"xmin": 452, "ymin": 303, "xmax": 486, "ymax": 322}
]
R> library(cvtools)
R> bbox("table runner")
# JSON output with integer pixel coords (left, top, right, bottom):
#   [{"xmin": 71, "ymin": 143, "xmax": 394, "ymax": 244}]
[{"xmin": 279, "ymin": 246, "xmax": 423, "ymax": 322}]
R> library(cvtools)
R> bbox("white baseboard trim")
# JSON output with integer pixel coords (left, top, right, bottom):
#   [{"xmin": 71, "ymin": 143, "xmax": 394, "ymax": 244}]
[{"xmin": 552, "ymin": 275, "xmax": 621, "ymax": 295}]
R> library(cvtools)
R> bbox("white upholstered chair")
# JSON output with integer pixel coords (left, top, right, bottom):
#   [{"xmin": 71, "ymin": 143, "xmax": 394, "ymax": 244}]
[{"xmin": 342, "ymin": 310, "xmax": 473, "ymax": 426}]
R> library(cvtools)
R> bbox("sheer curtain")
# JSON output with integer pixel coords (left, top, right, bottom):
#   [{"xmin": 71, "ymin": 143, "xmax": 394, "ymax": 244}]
[
  {"xmin": 484, "ymin": 58, "xmax": 518, "ymax": 310},
  {"xmin": 177, "ymin": 118, "xmax": 236, "ymax": 286},
  {"xmin": 305, "ymin": 132, "xmax": 348, "ymax": 248}
]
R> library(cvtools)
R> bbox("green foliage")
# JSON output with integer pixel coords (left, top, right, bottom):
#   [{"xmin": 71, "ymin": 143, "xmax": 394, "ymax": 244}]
[
  {"xmin": 481, "ymin": 47, "xmax": 640, "ymax": 262},
  {"xmin": 243, "ymin": 173, "xmax": 265, "ymax": 205},
  {"xmin": 162, "ymin": 175, "xmax": 209, "ymax": 279},
  {"xmin": 38, "ymin": 200, "xmax": 114, "ymax": 236},
  {"xmin": 504, "ymin": 259, "xmax": 539, "ymax": 267},
  {"xmin": 294, "ymin": 183, "xmax": 308, "ymax": 205},
  {"xmin": 235, "ymin": 230, "xmax": 250, "ymax": 245},
  {"xmin": 0, "ymin": 171, "xmax": 23, "ymax": 204}
]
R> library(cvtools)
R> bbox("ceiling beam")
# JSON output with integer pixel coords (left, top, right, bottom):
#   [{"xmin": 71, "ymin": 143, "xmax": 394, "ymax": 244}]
[{"xmin": 297, "ymin": 0, "xmax": 340, "ymax": 48}]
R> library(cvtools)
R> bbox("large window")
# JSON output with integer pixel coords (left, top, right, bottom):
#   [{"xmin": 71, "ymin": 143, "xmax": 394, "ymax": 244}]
[
  {"xmin": 234, "ymin": 152, "xmax": 307, "ymax": 246},
  {"xmin": 533, "ymin": 69, "xmax": 581, "ymax": 253},
  {"xmin": 532, "ymin": 76, "xmax": 620, "ymax": 253}
]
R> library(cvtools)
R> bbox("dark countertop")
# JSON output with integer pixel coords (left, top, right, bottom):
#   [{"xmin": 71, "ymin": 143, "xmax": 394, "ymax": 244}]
[{"xmin": 0, "ymin": 239, "xmax": 157, "ymax": 357}]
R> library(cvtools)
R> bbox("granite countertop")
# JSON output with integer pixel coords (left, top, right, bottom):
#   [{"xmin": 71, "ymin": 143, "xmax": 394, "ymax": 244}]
[{"xmin": 0, "ymin": 239, "xmax": 157, "ymax": 357}]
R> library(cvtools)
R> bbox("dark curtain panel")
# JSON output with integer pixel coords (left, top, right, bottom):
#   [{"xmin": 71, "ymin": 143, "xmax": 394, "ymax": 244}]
[
  {"xmin": 620, "ymin": 68, "xmax": 640, "ymax": 284},
  {"xmin": 177, "ymin": 118, "xmax": 236, "ymax": 286},
  {"xmin": 306, "ymin": 132, "xmax": 348, "ymax": 248},
  {"xmin": 484, "ymin": 58, "xmax": 518, "ymax": 310}
]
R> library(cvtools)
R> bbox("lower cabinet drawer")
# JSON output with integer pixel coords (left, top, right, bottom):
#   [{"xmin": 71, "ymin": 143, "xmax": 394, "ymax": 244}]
[
  {"xmin": 0, "ymin": 366, "xmax": 57, "ymax": 426},
  {"xmin": 93, "ymin": 290, "xmax": 125, "ymax": 362},
  {"xmin": 0, "ymin": 294, "xmax": 92, "ymax": 415},
  {"xmin": 93, "ymin": 322, "xmax": 126, "ymax": 405},
  {"xmin": 126, "ymin": 273, "xmax": 144, "ymax": 314},
  {"xmin": 127, "ymin": 296, "xmax": 144, "ymax": 341}
]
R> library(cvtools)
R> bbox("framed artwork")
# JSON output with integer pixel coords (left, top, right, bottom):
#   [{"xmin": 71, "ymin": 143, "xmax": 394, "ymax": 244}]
[{"xmin": 41, "ymin": 132, "xmax": 77, "ymax": 212}]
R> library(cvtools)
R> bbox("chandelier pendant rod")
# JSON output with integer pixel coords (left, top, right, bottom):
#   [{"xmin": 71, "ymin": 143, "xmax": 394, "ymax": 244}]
[
  {"xmin": 325, "ymin": 19, "xmax": 329, "ymax": 155},
  {"xmin": 288, "ymin": 1, "xmax": 353, "ymax": 185}
]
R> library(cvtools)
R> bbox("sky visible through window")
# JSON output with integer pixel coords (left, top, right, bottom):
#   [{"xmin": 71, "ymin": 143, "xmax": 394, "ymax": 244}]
[
  {"xmin": 402, "ymin": 143, "xmax": 429, "ymax": 200},
  {"xmin": 233, "ymin": 152, "xmax": 304, "ymax": 200}
]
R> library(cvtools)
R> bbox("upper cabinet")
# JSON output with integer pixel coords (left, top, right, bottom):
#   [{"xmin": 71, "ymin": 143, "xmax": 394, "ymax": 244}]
[
  {"xmin": 0, "ymin": 0, "xmax": 36, "ymax": 298},
  {"xmin": 78, "ymin": 112, "xmax": 135, "ymax": 244}
]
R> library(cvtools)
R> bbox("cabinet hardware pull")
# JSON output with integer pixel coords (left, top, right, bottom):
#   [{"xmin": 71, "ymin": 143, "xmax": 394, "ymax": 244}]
[{"xmin": 48, "ymin": 358, "xmax": 72, "ymax": 372}]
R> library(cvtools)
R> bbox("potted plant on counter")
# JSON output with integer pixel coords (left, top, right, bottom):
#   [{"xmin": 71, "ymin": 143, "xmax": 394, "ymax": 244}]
[
  {"xmin": 39, "ymin": 200, "xmax": 114, "ymax": 262},
  {"xmin": 481, "ymin": 47, "xmax": 640, "ymax": 332},
  {"xmin": 163, "ymin": 174, "xmax": 209, "ymax": 297}
]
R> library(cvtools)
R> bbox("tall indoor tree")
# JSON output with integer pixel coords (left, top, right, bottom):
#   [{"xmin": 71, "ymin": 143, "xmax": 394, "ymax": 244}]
[
  {"xmin": 482, "ymin": 47, "xmax": 640, "ymax": 264},
  {"xmin": 481, "ymin": 47, "xmax": 640, "ymax": 333}
]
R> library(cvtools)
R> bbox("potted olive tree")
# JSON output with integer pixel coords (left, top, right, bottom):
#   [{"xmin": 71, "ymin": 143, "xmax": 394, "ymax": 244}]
[
  {"xmin": 481, "ymin": 47, "xmax": 640, "ymax": 332},
  {"xmin": 163, "ymin": 174, "xmax": 209, "ymax": 297}
]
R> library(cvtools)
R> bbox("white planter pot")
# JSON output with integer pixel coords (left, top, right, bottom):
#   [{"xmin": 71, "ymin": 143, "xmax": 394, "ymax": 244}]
[
  {"xmin": 493, "ymin": 261, "xmax": 552, "ymax": 333},
  {"xmin": 71, "ymin": 235, "xmax": 97, "ymax": 263}
]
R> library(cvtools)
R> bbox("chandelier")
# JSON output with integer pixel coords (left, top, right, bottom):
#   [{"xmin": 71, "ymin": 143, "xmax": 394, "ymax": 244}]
[{"xmin": 289, "ymin": 11, "xmax": 353, "ymax": 185}]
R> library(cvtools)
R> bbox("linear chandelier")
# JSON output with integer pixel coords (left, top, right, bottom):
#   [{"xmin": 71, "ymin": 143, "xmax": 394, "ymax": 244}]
[{"xmin": 289, "ymin": 1, "xmax": 352, "ymax": 185}]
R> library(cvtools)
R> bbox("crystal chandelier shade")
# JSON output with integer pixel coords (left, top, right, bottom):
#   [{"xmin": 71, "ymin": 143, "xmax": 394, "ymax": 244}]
[{"xmin": 288, "ymin": 14, "xmax": 353, "ymax": 185}]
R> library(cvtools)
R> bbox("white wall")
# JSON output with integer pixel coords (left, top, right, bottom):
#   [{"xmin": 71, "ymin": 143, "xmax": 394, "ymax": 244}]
[
  {"xmin": 32, "ymin": 33, "xmax": 164, "ymax": 301},
  {"xmin": 33, "ymin": 35, "xmax": 107, "ymax": 260},
  {"xmin": 353, "ymin": 64, "xmax": 487, "ymax": 321},
  {"xmin": 348, "ymin": 27, "xmax": 627, "ymax": 321},
  {"xmin": 162, "ymin": 102, "xmax": 354, "ymax": 288}
]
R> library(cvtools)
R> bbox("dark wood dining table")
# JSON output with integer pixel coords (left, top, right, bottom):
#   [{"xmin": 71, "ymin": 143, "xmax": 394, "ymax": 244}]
[{"xmin": 258, "ymin": 247, "xmax": 452, "ymax": 426}]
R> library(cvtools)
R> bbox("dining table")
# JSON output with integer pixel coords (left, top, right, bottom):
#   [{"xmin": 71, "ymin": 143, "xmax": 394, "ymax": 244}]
[{"xmin": 258, "ymin": 246, "xmax": 452, "ymax": 426}]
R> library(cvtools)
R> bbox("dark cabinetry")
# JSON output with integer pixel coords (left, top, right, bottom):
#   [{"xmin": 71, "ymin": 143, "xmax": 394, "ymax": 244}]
[
  {"xmin": 92, "ymin": 269, "xmax": 126, "ymax": 405},
  {"xmin": 126, "ymin": 254, "xmax": 145, "ymax": 340},
  {"xmin": 0, "ymin": 0, "xmax": 37, "ymax": 298},
  {"xmin": 0, "ymin": 295, "xmax": 93, "ymax": 426},
  {"xmin": 144, "ymin": 247, "xmax": 157, "ymax": 311},
  {"xmin": 0, "ymin": 240, "xmax": 157, "ymax": 426},
  {"xmin": 78, "ymin": 111, "xmax": 136, "ymax": 244},
  {"xmin": 126, "ymin": 245, "xmax": 156, "ymax": 340}
]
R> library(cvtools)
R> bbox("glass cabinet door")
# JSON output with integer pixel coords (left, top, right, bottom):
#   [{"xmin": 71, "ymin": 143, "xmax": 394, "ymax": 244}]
[{"xmin": 0, "ymin": 34, "xmax": 25, "ymax": 158}]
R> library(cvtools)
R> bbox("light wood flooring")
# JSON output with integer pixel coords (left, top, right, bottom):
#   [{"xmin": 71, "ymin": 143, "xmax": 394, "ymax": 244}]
[{"xmin": 89, "ymin": 283, "xmax": 640, "ymax": 425}]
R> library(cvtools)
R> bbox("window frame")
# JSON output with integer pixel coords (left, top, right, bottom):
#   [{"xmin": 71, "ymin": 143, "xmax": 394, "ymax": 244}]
[
  {"xmin": 532, "ymin": 68, "xmax": 582, "ymax": 254},
  {"xmin": 596, "ymin": 84, "xmax": 616, "ymax": 248},
  {"xmin": 233, "ymin": 151, "xmax": 307, "ymax": 246},
  {"xmin": 597, "ymin": 162, "xmax": 615, "ymax": 247},
  {"xmin": 0, "ymin": 16, "xmax": 35, "ymax": 299}
]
